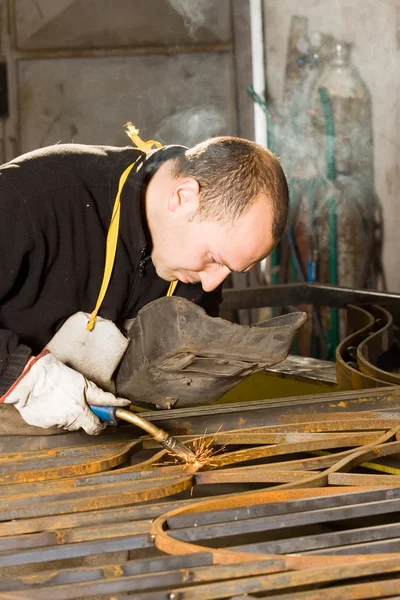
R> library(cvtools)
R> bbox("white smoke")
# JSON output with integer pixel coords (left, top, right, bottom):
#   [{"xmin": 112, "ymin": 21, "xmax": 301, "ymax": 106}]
[
  {"xmin": 168, "ymin": 0, "xmax": 212, "ymax": 37},
  {"xmin": 156, "ymin": 106, "xmax": 227, "ymax": 146}
]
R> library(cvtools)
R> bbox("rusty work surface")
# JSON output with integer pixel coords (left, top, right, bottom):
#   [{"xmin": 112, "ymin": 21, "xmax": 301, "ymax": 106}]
[{"xmin": 1, "ymin": 414, "xmax": 400, "ymax": 597}]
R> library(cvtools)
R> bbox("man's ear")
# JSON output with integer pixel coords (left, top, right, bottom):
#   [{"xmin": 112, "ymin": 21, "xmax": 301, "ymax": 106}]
[{"xmin": 168, "ymin": 177, "xmax": 200, "ymax": 213}]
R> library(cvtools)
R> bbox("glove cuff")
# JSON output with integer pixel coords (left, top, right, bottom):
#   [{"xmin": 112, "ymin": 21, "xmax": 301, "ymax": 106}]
[{"xmin": 0, "ymin": 349, "xmax": 50, "ymax": 403}]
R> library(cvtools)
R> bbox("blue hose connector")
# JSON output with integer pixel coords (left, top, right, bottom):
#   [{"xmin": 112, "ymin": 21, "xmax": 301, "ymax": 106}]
[{"xmin": 89, "ymin": 405, "xmax": 119, "ymax": 426}]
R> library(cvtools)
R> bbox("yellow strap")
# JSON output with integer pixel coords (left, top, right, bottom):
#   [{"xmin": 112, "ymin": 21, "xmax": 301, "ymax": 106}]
[
  {"xmin": 87, "ymin": 124, "xmax": 174, "ymax": 331},
  {"xmin": 124, "ymin": 122, "xmax": 163, "ymax": 152},
  {"xmin": 86, "ymin": 161, "xmax": 137, "ymax": 331},
  {"xmin": 167, "ymin": 280, "xmax": 178, "ymax": 297}
]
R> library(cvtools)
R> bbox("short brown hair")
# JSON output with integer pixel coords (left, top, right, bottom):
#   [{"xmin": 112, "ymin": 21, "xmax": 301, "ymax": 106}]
[{"xmin": 170, "ymin": 136, "xmax": 288, "ymax": 240}]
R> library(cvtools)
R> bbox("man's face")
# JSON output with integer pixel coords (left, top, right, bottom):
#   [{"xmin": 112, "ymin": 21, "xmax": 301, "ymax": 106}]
[{"xmin": 150, "ymin": 193, "xmax": 276, "ymax": 292}]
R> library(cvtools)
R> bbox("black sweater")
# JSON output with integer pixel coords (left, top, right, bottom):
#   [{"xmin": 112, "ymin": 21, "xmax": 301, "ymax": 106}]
[{"xmin": 0, "ymin": 143, "xmax": 221, "ymax": 395}]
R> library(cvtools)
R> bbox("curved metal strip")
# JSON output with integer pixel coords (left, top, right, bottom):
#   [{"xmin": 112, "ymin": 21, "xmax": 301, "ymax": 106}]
[
  {"xmin": 336, "ymin": 305, "xmax": 388, "ymax": 389},
  {"xmin": 0, "ymin": 441, "xmax": 141, "ymax": 485},
  {"xmin": 357, "ymin": 305, "xmax": 400, "ymax": 385}
]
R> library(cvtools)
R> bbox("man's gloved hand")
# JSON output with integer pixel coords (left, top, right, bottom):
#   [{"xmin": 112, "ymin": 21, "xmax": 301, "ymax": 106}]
[{"xmin": 2, "ymin": 351, "xmax": 130, "ymax": 434}]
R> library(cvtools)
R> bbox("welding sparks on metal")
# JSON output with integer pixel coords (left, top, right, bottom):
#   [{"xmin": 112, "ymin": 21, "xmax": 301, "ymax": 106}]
[
  {"xmin": 190, "ymin": 427, "xmax": 226, "ymax": 469},
  {"xmin": 161, "ymin": 428, "xmax": 224, "ymax": 470}
]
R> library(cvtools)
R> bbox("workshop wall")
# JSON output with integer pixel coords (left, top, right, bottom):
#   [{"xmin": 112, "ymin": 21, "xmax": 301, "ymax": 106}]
[
  {"xmin": 0, "ymin": 0, "xmax": 253, "ymax": 157},
  {"xmin": 262, "ymin": 0, "xmax": 400, "ymax": 292}
]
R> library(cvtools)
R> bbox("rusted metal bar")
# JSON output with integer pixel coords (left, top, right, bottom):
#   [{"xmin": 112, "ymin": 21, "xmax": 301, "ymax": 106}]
[
  {"xmin": 168, "ymin": 487, "xmax": 400, "ymax": 529},
  {"xmin": 329, "ymin": 472, "xmax": 400, "ymax": 486},
  {"xmin": 0, "ymin": 533, "xmax": 152, "ymax": 568},
  {"xmin": 167, "ymin": 496, "xmax": 400, "ymax": 543},
  {"xmin": 142, "ymin": 387, "xmax": 400, "ymax": 435},
  {"xmin": 231, "ymin": 521, "xmax": 400, "ymax": 556},
  {"xmin": 0, "ymin": 552, "xmax": 213, "ymax": 592},
  {"xmin": 195, "ymin": 469, "xmax": 317, "ymax": 484},
  {"xmin": 206, "ymin": 431, "xmax": 390, "ymax": 470},
  {"xmin": 0, "ymin": 441, "xmax": 139, "ymax": 484},
  {"xmin": 255, "ymin": 578, "xmax": 400, "ymax": 600}
]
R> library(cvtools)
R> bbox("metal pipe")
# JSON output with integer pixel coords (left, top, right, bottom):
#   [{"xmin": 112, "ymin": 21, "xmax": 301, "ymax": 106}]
[{"xmin": 115, "ymin": 408, "xmax": 197, "ymax": 464}]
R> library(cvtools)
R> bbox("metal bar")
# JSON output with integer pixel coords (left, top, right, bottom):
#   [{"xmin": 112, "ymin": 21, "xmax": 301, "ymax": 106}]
[
  {"xmin": 0, "ymin": 441, "xmax": 138, "ymax": 484},
  {"xmin": 254, "ymin": 578, "xmax": 400, "ymax": 600},
  {"xmin": 0, "ymin": 552, "xmax": 213, "ymax": 591},
  {"xmin": 0, "ymin": 534, "xmax": 152, "ymax": 567},
  {"xmin": 4, "ymin": 475, "xmax": 185, "ymax": 509},
  {"xmin": 231, "ymin": 522, "xmax": 400, "ymax": 555},
  {"xmin": 195, "ymin": 469, "xmax": 317, "ymax": 484},
  {"xmin": 329, "ymin": 472, "xmax": 400, "ymax": 486},
  {"xmin": 304, "ymin": 537, "xmax": 400, "ymax": 555},
  {"xmin": 0, "ymin": 519, "xmax": 152, "ymax": 552},
  {"xmin": 221, "ymin": 283, "xmax": 400, "ymax": 310},
  {"xmin": 205, "ymin": 431, "xmax": 385, "ymax": 444},
  {"xmin": 168, "ymin": 487, "xmax": 400, "ymax": 529},
  {"xmin": 207, "ymin": 432, "xmax": 386, "ymax": 470},
  {"xmin": 141, "ymin": 387, "xmax": 400, "ymax": 435},
  {"xmin": 169, "ymin": 497, "xmax": 400, "ymax": 543}
]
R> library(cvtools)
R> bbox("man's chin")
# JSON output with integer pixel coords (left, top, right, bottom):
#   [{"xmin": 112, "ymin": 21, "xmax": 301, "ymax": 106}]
[
  {"xmin": 153, "ymin": 264, "xmax": 174, "ymax": 282},
  {"xmin": 178, "ymin": 274, "xmax": 199, "ymax": 285},
  {"xmin": 154, "ymin": 265, "xmax": 198, "ymax": 285}
]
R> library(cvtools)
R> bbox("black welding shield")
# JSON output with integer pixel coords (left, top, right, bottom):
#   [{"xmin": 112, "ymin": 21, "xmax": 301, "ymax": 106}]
[{"xmin": 116, "ymin": 296, "xmax": 306, "ymax": 408}]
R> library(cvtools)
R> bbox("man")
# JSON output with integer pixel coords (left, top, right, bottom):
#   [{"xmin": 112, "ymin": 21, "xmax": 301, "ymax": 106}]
[{"xmin": 0, "ymin": 129, "xmax": 288, "ymax": 435}]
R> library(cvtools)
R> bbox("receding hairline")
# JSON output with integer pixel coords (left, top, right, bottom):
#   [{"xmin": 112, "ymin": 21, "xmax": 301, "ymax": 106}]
[{"xmin": 167, "ymin": 135, "xmax": 289, "ymax": 240}]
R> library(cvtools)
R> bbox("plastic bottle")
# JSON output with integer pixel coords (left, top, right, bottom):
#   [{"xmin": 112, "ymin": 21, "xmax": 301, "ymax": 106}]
[{"xmin": 309, "ymin": 41, "xmax": 374, "ymax": 189}]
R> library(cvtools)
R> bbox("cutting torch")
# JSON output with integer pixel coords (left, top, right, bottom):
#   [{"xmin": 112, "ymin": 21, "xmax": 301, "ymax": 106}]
[{"xmin": 90, "ymin": 405, "xmax": 197, "ymax": 464}]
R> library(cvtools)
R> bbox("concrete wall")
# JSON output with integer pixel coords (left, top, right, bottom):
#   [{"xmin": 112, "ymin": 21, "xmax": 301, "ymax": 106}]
[{"xmin": 262, "ymin": 0, "xmax": 400, "ymax": 291}]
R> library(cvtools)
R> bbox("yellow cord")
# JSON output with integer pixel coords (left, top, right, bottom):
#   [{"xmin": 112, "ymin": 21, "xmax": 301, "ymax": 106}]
[
  {"xmin": 167, "ymin": 280, "xmax": 178, "ymax": 296},
  {"xmin": 86, "ymin": 161, "xmax": 137, "ymax": 331},
  {"xmin": 124, "ymin": 122, "xmax": 162, "ymax": 152},
  {"xmin": 87, "ymin": 124, "xmax": 177, "ymax": 331}
]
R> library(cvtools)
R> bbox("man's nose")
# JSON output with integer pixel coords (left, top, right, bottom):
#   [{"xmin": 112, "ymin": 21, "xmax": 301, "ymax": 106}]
[{"xmin": 199, "ymin": 266, "xmax": 231, "ymax": 292}]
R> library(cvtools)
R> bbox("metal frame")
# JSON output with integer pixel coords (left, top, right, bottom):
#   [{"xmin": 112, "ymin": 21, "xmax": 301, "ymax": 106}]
[
  {"xmin": 221, "ymin": 282, "xmax": 400, "ymax": 311},
  {"xmin": 2, "ymin": 413, "xmax": 400, "ymax": 597}
]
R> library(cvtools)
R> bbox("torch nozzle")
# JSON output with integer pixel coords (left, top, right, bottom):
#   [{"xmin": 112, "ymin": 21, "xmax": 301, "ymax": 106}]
[{"xmin": 161, "ymin": 435, "xmax": 197, "ymax": 464}]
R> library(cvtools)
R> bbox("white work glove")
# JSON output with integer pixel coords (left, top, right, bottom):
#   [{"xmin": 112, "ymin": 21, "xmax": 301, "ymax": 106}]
[{"xmin": 2, "ymin": 351, "xmax": 130, "ymax": 434}]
